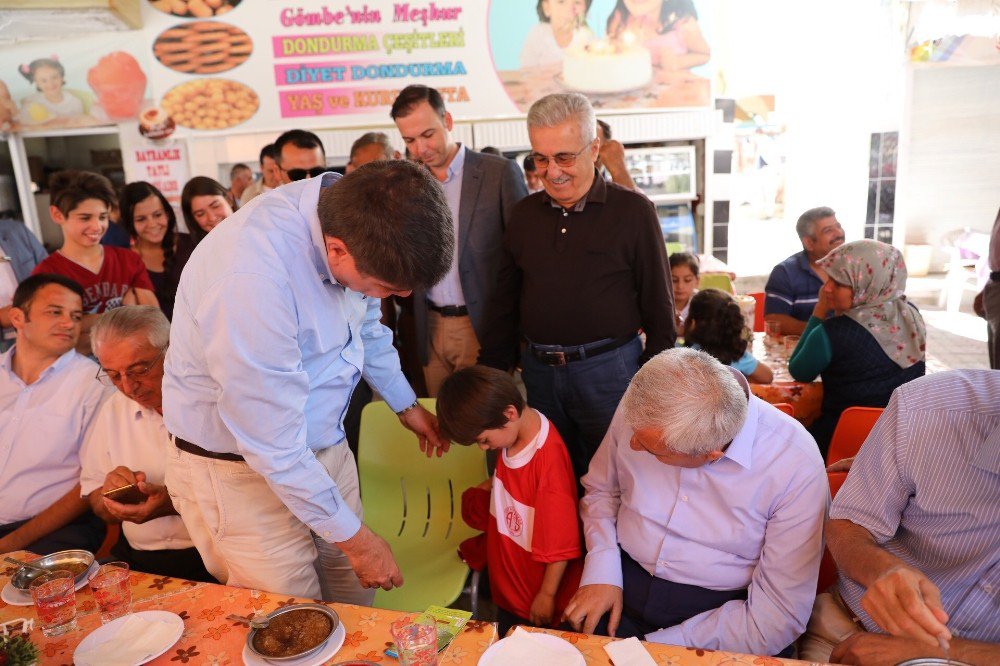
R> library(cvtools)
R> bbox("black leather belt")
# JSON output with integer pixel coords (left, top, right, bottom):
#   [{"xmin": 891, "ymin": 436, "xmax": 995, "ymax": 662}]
[
  {"xmin": 427, "ymin": 302, "xmax": 469, "ymax": 317},
  {"xmin": 991, "ymin": 271, "xmax": 1000, "ymax": 282},
  {"xmin": 528, "ymin": 333, "xmax": 637, "ymax": 367},
  {"xmin": 175, "ymin": 437, "xmax": 245, "ymax": 462}
]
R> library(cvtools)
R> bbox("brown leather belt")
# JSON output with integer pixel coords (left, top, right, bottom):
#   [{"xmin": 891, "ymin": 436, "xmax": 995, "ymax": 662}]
[{"xmin": 175, "ymin": 437, "xmax": 245, "ymax": 462}]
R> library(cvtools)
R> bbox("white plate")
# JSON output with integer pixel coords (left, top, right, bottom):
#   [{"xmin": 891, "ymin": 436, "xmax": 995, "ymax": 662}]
[
  {"xmin": 1, "ymin": 561, "xmax": 97, "ymax": 605},
  {"xmin": 242, "ymin": 621, "xmax": 347, "ymax": 666},
  {"xmin": 478, "ymin": 631, "xmax": 585, "ymax": 666},
  {"xmin": 73, "ymin": 610, "xmax": 184, "ymax": 666}
]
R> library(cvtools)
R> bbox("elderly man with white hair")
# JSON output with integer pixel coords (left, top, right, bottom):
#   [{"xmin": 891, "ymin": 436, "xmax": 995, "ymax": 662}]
[
  {"xmin": 563, "ymin": 348, "xmax": 828, "ymax": 656},
  {"xmin": 79, "ymin": 306, "xmax": 213, "ymax": 581}
]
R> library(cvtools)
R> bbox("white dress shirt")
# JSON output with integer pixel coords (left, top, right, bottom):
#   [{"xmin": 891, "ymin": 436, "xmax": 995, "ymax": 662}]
[
  {"xmin": 427, "ymin": 144, "xmax": 467, "ymax": 307},
  {"xmin": 580, "ymin": 373, "xmax": 829, "ymax": 655},
  {"xmin": 0, "ymin": 347, "xmax": 108, "ymax": 524},
  {"xmin": 79, "ymin": 391, "xmax": 195, "ymax": 552}
]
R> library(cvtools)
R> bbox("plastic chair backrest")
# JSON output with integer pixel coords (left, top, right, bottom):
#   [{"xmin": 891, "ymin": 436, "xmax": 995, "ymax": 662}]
[
  {"xmin": 358, "ymin": 399, "xmax": 488, "ymax": 612},
  {"xmin": 699, "ymin": 273, "xmax": 735, "ymax": 295},
  {"xmin": 817, "ymin": 471, "xmax": 850, "ymax": 592},
  {"xmin": 749, "ymin": 291, "xmax": 766, "ymax": 332},
  {"xmin": 826, "ymin": 407, "xmax": 884, "ymax": 466},
  {"xmin": 665, "ymin": 241, "xmax": 684, "ymax": 256},
  {"xmin": 773, "ymin": 402, "xmax": 795, "ymax": 417}
]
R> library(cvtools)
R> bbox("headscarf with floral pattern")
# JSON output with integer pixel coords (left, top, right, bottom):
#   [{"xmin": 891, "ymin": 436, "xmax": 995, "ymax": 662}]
[{"xmin": 816, "ymin": 239, "xmax": 926, "ymax": 368}]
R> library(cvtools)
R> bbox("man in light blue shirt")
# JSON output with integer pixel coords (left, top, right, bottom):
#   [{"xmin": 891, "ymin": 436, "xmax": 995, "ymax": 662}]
[
  {"xmin": 163, "ymin": 161, "xmax": 454, "ymax": 600},
  {"xmin": 564, "ymin": 348, "xmax": 828, "ymax": 656}
]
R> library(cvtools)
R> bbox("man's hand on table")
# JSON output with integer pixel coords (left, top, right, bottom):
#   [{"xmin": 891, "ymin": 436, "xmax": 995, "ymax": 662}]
[
  {"xmin": 101, "ymin": 467, "xmax": 175, "ymax": 524},
  {"xmin": 563, "ymin": 584, "xmax": 623, "ymax": 636},
  {"xmin": 399, "ymin": 403, "xmax": 450, "ymax": 457},
  {"xmin": 338, "ymin": 524, "xmax": 404, "ymax": 591},
  {"xmin": 860, "ymin": 565, "xmax": 950, "ymax": 647},
  {"xmin": 831, "ymin": 632, "xmax": 946, "ymax": 666}
]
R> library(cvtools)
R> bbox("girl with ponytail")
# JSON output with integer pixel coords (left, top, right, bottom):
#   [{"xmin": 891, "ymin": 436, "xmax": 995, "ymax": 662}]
[{"xmin": 684, "ymin": 288, "xmax": 773, "ymax": 384}]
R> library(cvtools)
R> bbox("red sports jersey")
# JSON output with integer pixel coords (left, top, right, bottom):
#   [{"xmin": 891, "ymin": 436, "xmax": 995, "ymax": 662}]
[
  {"xmin": 487, "ymin": 412, "xmax": 584, "ymax": 622},
  {"xmin": 33, "ymin": 248, "xmax": 154, "ymax": 314}
]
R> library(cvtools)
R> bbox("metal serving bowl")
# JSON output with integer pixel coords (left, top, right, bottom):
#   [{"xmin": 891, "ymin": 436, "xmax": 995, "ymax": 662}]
[
  {"xmin": 246, "ymin": 603, "xmax": 340, "ymax": 662},
  {"xmin": 10, "ymin": 549, "xmax": 95, "ymax": 591}
]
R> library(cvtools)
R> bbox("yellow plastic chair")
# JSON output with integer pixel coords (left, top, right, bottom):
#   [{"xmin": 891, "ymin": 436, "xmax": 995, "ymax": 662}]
[
  {"xmin": 665, "ymin": 241, "xmax": 684, "ymax": 256},
  {"xmin": 699, "ymin": 272, "xmax": 735, "ymax": 294},
  {"xmin": 358, "ymin": 399, "xmax": 488, "ymax": 612}
]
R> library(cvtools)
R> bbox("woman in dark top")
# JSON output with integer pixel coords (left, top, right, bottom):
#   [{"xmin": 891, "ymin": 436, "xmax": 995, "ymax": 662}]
[
  {"xmin": 119, "ymin": 182, "xmax": 195, "ymax": 320},
  {"xmin": 789, "ymin": 239, "xmax": 926, "ymax": 455}
]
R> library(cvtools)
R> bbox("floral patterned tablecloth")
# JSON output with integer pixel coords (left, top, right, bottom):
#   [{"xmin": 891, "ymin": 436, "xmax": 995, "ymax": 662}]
[
  {"xmin": 749, "ymin": 333, "xmax": 823, "ymax": 427},
  {"xmin": 0, "ymin": 551, "xmax": 498, "ymax": 665}
]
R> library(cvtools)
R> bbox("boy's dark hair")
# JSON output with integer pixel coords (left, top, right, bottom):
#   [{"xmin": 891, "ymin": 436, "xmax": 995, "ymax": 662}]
[
  {"xmin": 48, "ymin": 170, "xmax": 116, "ymax": 218},
  {"xmin": 437, "ymin": 366, "xmax": 526, "ymax": 445},
  {"xmin": 273, "ymin": 129, "xmax": 326, "ymax": 163},
  {"xmin": 390, "ymin": 84, "xmax": 446, "ymax": 120},
  {"xmin": 13, "ymin": 273, "xmax": 85, "ymax": 313},
  {"xmin": 668, "ymin": 251, "xmax": 700, "ymax": 275},
  {"xmin": 318, "ymin": 160, "xmax": 453, "ymax": 291},
  {"xmin": 685, "ymin": 288, "xmax": 749, "ymax": 365}
]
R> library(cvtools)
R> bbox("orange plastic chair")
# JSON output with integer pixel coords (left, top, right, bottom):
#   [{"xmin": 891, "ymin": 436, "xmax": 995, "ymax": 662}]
[
  {"xmin": 774, "ymin": 402, "xmax": 794, "ymax": 417},
  {"xmin": 826, "ymin": 407, "xmax": 884, "ymax": 466},
  {"xmin": 96, "ymin": 524, "xmax": 120, "ymax": 560},
  {"xmin": 816, "ymin": 471, "xmax": 850, "ymax": 592},
  {"xmin": 749, "ymin": 292, "xmax": 766, "ymax": 332}
]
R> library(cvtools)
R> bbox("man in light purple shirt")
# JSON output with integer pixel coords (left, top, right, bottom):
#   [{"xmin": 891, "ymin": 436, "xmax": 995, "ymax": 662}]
[
  {"xmin": 564, "ymin": 348, "xmax": 828, "ymax": 656},
  {"xmin": 805, "ymin": 370, "xmax": 1000, "ymax": 666}
]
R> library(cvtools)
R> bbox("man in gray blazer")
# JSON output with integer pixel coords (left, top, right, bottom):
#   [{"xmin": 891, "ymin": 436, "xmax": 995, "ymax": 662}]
[
  {"xmin": 391, "ymin": 85, "xmax": 528, "ymax": 396},
  {"xmin": 0, "ymin": 218, "xmax": 48, "ymax": 351}
]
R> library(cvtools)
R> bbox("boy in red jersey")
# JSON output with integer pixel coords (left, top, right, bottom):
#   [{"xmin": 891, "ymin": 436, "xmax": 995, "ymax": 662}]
[
  {"xmin": 437, "ymin": 366, "xmax": 583, "ymax": 636},
  {"xmin": 33, "ymin": 171, "xmax": 157, "ymax": 354}
]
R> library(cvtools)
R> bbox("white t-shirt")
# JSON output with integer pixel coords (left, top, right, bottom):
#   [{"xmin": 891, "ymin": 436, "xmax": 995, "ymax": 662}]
[
  {"xmin": 0, "ymin": 348, "xmax": 108, "ymax": 524},
  {"xmin": 79, "ymin": 391, "xmax": 195, "ymax": 551},
  {"xmin": 17, "ymin": 91, "xmax": 85, "ymax": 124}
]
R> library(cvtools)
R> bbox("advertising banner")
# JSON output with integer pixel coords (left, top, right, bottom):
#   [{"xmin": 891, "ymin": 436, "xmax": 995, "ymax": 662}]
[{"xmin": 0, "ymin": 0, "xmax": 711, "ymax": 137}]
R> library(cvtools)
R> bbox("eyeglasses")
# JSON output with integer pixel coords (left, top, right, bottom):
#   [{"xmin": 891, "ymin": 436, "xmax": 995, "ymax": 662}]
[
  {"xmin": 528, "ymin": 141, "xmax": 594, "ymax": 169},
  {"xmin": 96, "ymin": 347, "xmax": 166, "ymax": 386},
  {"xmin": 283, "ymin": 166, "xmax": 330, "ymax": 181}
]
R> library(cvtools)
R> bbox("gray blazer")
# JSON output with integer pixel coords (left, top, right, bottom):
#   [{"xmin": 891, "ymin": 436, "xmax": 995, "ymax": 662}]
[
  {"xmin": 413, "ymin": 150, "xmax": 528, "ymax": 364},
  {"xmin": 0, "ymin": 218, "xmax": 47, "ymax": 283}
]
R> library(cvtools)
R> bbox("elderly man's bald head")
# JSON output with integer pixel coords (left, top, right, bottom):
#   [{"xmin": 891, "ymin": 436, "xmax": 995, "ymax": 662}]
[{"xmin": 621, "ymin": 348, "xmax": 747, "ymax": 457}]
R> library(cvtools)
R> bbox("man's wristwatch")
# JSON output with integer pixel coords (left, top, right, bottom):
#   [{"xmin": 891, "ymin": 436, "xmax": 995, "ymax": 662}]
[{"xmin": 395, "ymin": 400, "xmax": 419, "ymax": 416}]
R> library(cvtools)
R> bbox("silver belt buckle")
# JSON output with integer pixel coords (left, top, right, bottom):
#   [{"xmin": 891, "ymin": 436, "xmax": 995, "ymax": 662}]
[{"xmin": 545, "ymin": 350, "xmax": 567, "ymax": 366}]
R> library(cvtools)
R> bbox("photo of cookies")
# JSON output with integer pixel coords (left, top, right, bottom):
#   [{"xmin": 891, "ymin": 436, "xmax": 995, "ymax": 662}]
[
  {"xmin": 148, "ymin": 0, "xmax": 242, "ymax": 18},
  {"xmin": 153, "ymin": 21, "xmax": 252, "ymax": 74},
  {"xmin": 161, "ymin": 78, "xmax": 258, "ymax": 130}
]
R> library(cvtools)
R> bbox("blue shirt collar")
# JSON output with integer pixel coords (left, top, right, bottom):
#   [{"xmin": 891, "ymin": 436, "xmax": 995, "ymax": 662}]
[
  {"xmin": 444, "ymin": 143, "xmax": 466, "ymax": 184},
  {"xmin": 2, "ymin": 345, "xmax": 80, "ymax": 386},
  {"xmin": 305, "ymin": 172, "xmax": 345, "ymax": 287}
]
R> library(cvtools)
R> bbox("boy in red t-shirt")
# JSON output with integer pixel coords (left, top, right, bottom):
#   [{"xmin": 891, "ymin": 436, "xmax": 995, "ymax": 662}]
[
  {"xmin": 33, "ymin": 171, "xmax": 157, "ymax": 354},
  {"xmin": 437, "ymin": 366, "xmax": 583, "ymax": 636}
]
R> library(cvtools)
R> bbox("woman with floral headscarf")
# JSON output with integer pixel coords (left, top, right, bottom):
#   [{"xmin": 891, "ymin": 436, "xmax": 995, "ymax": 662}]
[{"xmin": 788, "ymin": 239, "xmax": 926, "ymax": 455}]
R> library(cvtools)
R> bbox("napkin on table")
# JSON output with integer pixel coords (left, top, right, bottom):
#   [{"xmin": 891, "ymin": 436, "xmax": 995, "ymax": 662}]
[
  {"xmin": 604, "ymin": 636, "xmax": 657, "ymax": 666},
  {"xmin": 75, "ymin": 614, "xmax": 179, "ymax": 666},
  {"xmin": 492, "ymin": 627, "xmax": 581, "ymax": 665}
]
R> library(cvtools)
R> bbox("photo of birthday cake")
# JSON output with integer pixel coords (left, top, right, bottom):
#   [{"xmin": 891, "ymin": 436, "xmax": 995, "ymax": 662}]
[{"xmin": 561, "ymin": 35, "xmax": 653, "ymax": 94}]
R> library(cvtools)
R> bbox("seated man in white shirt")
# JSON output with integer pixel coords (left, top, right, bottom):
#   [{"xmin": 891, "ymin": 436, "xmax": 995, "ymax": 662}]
[
  {"xmin": 80, "ymin": 306, "xmax": 214, "ymax": 582},
  {"xmin": 0, "ymin": 273, "xmax": 108, "ymax": 555},
  {"xmin": 563, "ymin": 348, "xmax": 828, "ymax": 657}
]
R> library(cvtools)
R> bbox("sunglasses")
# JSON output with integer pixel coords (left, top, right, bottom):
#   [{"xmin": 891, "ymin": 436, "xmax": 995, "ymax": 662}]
[{"xmin": 284, "ymin": 166, "xmax": 330, "ymax": 181}]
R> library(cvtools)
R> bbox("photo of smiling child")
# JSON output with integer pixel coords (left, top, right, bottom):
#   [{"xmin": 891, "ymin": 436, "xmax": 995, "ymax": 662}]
[
  {"xmin": 16, "ymin": 56, "xmax": 96, "ymax": 127},
  {"xmin": 520, "ymin": 0, "xmax": 595, "ymax": 67},
  {"xmin": 606, "ymin": 0, "xmax": 710, "ymax": 70}
]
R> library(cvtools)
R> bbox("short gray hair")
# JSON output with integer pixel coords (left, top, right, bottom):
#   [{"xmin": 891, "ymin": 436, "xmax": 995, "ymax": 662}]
[
  {"xmin": 91, "ymin": 306, "xmax": 170, "ymax": 355},
  {"xmin": 350, "ymin": 131, "xmax": 394, "ymax": 162},
  {"xmin": 621, "ymin": 348, "xmax": 747, "ymax": 456},
  {"xmin": 796, "ymin": 206, "xmax": 836, "ymax": 240},
  {"xmin": 527, "ymin": 93, "xmax": 596, "ymax": 143}
]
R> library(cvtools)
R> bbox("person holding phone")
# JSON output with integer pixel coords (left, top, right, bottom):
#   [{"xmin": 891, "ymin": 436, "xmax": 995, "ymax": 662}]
[{"xmin": 79, "ymin": 306, "xmax": 213, "ymax": 582}]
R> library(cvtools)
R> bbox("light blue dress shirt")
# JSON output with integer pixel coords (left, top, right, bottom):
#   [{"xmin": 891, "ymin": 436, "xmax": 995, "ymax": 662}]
[
  {"xmin": 580, "ymin": 373, "xmax": 829, "ymax": 655},
  {"xmin": 163, "ymin": 173, "xmax": 416, "ymax": 543},
  {"xmin": 426, "ymin": 144, "xmax": 466, "ymax": 307}
]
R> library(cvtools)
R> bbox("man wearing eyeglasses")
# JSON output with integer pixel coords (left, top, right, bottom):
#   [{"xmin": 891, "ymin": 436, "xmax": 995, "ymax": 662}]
[
  {"xmin": 479, "ymin": 93, "xmax": 675, "ymax": 481},
  {"xmin": 0, "ymin": 274, "xmax": 109, "ymax": 556},
  {"xmin": 79, "ymin": 306, "xmax": 213, "ymax": 582},
  {"xmin": 274, "ymin": 129, "xmax": 331, "ymax": 183},
  {"xmin": 391, "ymin": 84, "xmax": 528, "ymax": 397}
]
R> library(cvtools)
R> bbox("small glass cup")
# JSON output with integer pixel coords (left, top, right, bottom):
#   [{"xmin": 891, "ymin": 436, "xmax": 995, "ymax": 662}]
[
  {"xmin": 390, "ymin": 616, "xmax": 439, "ymax": 666},
  {"xmin": 764, "ymin": 319, "xmax": 782, "ymax": 347},
  {"xmin": 783, "ymin": 335, "xmax": 801, "ymax": 358},
  {"xmin": 30, "ymin": 570, "xmax": 78, "ymax": 637},
  {"xmin": 89, "ymin": 561, "xmax": 132, "ymax": 624}
]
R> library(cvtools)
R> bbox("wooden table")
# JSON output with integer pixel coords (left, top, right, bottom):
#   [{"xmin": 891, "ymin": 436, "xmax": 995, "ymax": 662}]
[
  {"xmin": 749, "ymin": 333, "xmax": 824, "ymax": 427},
  {"xmin": 0, "ymin": 550, "xmax": 498, "ymax": 664}
]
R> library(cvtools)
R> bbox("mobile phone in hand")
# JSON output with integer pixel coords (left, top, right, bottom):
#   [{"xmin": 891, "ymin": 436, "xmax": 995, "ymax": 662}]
[{"xmin": 102, "ymin": 483, "xmax": 148, "ymax": 505}]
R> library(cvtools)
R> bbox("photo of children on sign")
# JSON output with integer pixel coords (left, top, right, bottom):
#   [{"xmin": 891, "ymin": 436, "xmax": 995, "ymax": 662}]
[
  {"xmin": 491, "ymin": 0, "xmax": 711, "ymax": 111},
  {"xmin": 0, "ymin": 47, "xmax": 150, "ymax": 132}
]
